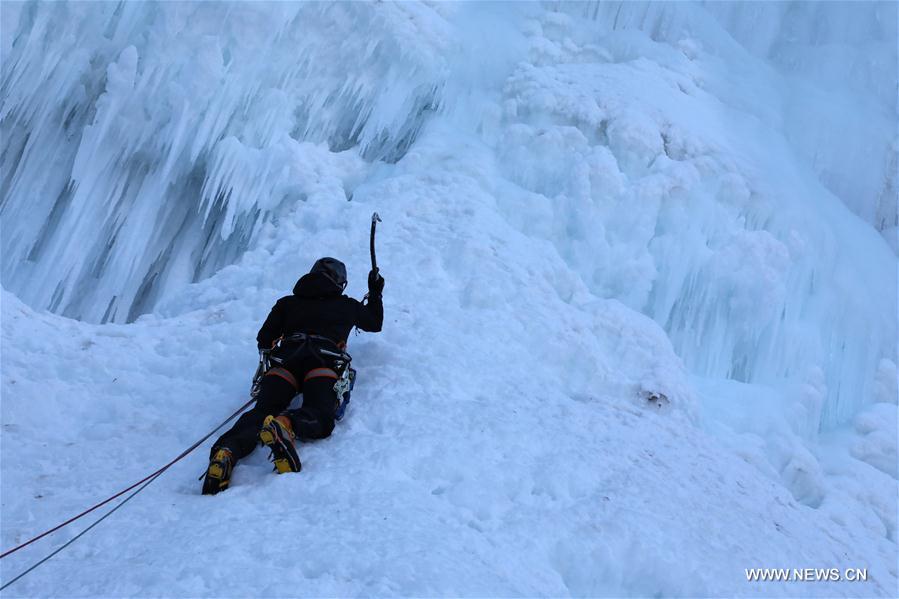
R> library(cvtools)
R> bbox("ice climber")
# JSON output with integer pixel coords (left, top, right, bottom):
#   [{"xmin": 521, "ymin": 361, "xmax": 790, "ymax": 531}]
[{"xmin": 202, "ymin": 257, "xmax": 384, "ymax": 495}]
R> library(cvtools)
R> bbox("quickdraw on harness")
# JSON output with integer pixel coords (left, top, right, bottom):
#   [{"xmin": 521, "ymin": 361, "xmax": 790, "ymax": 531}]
[{"xmin": 251, "ymin": 333, "xmax": 356, "ymax": 421}]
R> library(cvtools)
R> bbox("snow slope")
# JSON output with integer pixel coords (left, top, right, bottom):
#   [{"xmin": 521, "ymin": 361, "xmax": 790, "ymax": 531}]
[{"xmin": 2, "ymin": 1, "xmax": 897, "ymax": 597}]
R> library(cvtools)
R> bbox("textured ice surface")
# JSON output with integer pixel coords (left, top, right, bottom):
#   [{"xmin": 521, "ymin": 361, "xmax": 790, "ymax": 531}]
[
  {"xmin": 493, "ymin": 3, "xmax": 897, "ymax": 429},
  {"xmin": 1, "ymin": 1, "xmax": 448, "ymax": 323},
  {"xmin": 1, "ymin": 1, "xmax": 896, "ymax": 596}
]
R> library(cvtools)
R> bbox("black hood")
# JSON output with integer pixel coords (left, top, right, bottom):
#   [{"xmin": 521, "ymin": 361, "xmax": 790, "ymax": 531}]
[{"xmin": 293, "ymin": 272, "xmax": 343, "ymax": 298}]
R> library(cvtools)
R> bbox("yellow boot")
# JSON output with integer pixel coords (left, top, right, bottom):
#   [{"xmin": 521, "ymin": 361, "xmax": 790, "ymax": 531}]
[
  {"xmin": 259, "ymin": 416, "xmax": 301, "ymax": 473},
  {"xmin": 201, "ymin": 448, "xmax": 233, "ymax": 495}
]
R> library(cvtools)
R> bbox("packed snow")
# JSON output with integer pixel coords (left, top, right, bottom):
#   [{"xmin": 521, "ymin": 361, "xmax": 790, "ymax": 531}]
[{"xmin": 1, "ymin": 1, "xmax": 896, "ymax": 597}]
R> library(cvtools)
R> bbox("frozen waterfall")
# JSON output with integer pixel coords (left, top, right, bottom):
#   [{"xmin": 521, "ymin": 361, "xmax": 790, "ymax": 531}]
[
  {"xmin": 2, "ymin": 1, "xmax": 446, "ymax": 323},
  {"xmin": 1, "ymin": 1, "xmax": 895, "ymax": 428},
  {"xmin": 1, "ymin": 2, "xmax": 897, "ymax": 596}
]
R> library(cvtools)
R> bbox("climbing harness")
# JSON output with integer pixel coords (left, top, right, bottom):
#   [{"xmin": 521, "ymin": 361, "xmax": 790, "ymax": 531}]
[{"xmin": 255, "ymin": 333, "xmax": 357, "ymax": 421}]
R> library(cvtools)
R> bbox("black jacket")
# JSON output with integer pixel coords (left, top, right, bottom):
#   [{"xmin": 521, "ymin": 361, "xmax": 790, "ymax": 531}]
[{"xmin": 256, "ymin": 272, "xmax": 383, "ymax": 350}]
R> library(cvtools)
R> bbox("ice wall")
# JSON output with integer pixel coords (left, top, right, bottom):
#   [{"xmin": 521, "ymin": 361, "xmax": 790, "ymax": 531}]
[
  {"xmin": 562, "ymin": 0, "xmax": 898, "ymax": 244},
  {"xmin": 493, "ymin": 1, "xmax": 897, "ymax": 428},
  {"xmin": 2, "ymin": 0, "xmax": 895, "ymax": 430},
  {"xmin": 1, "ymin": 6, "xmax": 895, "ymax": 588},
  {"xmin": 702, "ymin": 0, "xmax": 897, "ymax": 240},
  {"xmin": 1, "ymin": 1, "xmax": 449, "ymax": 322}
]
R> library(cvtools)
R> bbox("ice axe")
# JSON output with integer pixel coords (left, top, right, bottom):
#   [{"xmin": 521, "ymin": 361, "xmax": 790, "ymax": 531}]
[{"xmin": 370, "ymin": 212, "xmax": 382, "ymax": 274}]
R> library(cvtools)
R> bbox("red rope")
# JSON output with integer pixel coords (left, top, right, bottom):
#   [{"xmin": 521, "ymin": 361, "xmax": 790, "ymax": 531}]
[{"xmin": 0, "ymin": 397, "xmax": 255, "ymax": 560}]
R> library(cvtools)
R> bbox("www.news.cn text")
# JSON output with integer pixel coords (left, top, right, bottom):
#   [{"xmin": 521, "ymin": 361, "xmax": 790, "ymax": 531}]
[{"xmin": 745, "ymin": 568, "xmax": 868, "ymax": 582}]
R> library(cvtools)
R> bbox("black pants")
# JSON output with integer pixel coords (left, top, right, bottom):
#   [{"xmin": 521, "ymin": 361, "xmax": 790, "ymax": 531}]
[{"xmin": 212, "ymin": 372, "xmax": 338, "ymax": 462}]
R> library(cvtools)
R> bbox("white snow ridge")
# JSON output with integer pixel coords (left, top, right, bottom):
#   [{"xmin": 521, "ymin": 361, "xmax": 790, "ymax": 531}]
[{"xmin": 1, "ymin": 1, "xmax": 896, "ymax": 597}]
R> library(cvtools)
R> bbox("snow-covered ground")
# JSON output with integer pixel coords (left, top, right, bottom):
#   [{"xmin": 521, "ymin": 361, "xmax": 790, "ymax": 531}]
[{"xmin": 1, "ymin": 1, "xmax": 896, "ymax": 597}]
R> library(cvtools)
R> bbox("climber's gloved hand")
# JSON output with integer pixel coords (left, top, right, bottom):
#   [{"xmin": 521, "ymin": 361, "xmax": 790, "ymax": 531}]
[{"xmin": 368, "ymin": 269, "xmax": 385, "ymax": 296}]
